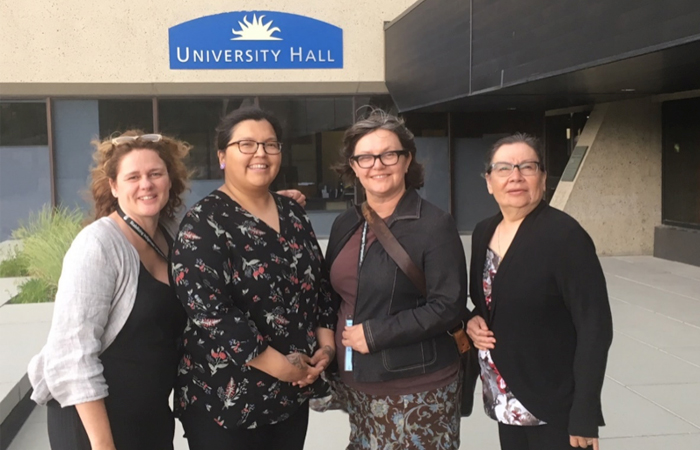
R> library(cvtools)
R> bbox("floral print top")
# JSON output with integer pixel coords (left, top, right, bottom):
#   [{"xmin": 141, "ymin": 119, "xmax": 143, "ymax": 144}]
[
  {"xmin": 171, "ymin": 191, "xmax": 337, "ymax": 429},
  {"xmin": 479, "ymin": 248, "xmax": 546, "ymax": 426}
]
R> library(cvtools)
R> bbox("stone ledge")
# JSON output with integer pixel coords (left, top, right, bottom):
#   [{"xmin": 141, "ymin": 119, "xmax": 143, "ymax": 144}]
[
  {"xmin": 0, "ymin": 303, "xmax": 53, "ymax": 426},
  {"xmin": 0, "ymin": 278, "xmax": 31, "ymax": 308}
]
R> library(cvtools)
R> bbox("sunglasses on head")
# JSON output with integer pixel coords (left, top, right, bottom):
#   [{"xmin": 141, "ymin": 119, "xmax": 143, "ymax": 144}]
[{"xmin": 111, "ymin": 134, "xmax": 163, "ymax": 146}]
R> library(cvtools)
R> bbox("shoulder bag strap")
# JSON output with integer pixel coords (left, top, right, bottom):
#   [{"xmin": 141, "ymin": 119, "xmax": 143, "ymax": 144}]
[
  {"xmin": 361, "ymin": 202, "xmax": 426, "ymax": 297},
  {"xmin": 360, "ymin": 202, "xmax": 471, "ymax": 354}
]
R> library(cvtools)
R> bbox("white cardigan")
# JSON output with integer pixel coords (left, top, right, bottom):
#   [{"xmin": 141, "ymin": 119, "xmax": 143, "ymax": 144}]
[{"xmin": 28, "ymin": 216, "xmax": 176, "ymax": 407}]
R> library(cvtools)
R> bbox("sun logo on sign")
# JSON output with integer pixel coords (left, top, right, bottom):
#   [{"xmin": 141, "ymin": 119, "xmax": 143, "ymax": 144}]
[{"xmin": 231, "ymin": 14, "xmax": 282, "ymax": 41}]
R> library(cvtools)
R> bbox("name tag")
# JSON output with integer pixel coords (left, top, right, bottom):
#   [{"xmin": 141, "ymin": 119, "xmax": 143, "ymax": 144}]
[{"xmin": 344, "ymin": 318, "xmax": 353, "ymax": 371}]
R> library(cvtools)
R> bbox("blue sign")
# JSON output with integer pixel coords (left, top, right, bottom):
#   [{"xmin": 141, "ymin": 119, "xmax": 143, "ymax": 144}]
[{"xmin": 169, "ymin": 11, "xmax": 343, "ymax": 69}]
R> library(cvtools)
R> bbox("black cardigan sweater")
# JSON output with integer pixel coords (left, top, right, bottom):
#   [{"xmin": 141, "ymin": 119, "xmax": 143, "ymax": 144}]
[{"xmin": 470, "ymin": 201, "xmax": 613, "ymax": 437}]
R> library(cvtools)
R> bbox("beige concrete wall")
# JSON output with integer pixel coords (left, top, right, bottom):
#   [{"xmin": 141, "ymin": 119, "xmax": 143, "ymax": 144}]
[
  {"xmin": 0, "ymin": 0, "xmax": 416, "ymax": 96},
  {"xmin": 550, "ymin": 98, "xmax": 662, "ymax": 255}
]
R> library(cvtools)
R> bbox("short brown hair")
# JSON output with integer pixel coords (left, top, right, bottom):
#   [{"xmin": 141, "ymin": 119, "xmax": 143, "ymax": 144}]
[
  {"xmin": 335, "ymin": 109, "xmax": 424, "ymax": 189},
  {"xmin": 90, "ymin": 131, "xmax": 191, "ymax": 220}
]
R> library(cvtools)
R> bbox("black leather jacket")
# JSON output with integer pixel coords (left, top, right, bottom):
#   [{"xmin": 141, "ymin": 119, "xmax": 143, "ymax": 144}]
[{"xmin": 326, "ymin": 189, "xmax": 468, "ymax": 382}]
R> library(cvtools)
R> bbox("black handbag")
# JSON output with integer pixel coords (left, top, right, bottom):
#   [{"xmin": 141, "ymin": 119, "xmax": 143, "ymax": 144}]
[{"xmin": 361, "ymin": 202, "xmax": 480, "ymax": 416}]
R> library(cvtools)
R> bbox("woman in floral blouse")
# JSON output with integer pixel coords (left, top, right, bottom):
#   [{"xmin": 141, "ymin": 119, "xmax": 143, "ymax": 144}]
[{"xmin": 171, "ymin": 107, "xmax": 337, "ymax": 450}]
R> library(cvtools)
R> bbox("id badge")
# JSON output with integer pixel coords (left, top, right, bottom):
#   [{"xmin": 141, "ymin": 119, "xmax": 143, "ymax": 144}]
[{"xmin": 344, "ymin": 317, "xmax": 353, "ymax": 371}]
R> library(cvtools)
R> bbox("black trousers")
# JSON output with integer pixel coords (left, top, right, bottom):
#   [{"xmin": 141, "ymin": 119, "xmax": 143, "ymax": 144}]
[
  {"xmin": 180, "ymin": 402, "xmax": 310, "ymax": 450},
  {"xmin": 498, "ymin": 423, "xmax": 575, "ymax": 450},
  {"xmin": 46, "ymin": 400, "xmax": 174, "ymax": 450}
]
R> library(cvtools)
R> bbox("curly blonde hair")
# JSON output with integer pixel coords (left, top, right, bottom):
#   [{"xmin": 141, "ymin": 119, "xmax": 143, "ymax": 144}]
[{"xmin": 90, "ymin": 130, "xmax": 191, "ymax": 220}]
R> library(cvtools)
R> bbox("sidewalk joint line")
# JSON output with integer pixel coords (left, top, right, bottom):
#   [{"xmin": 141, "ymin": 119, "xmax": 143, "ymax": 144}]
[
  {"xmin": 613, "ymin": 275, "xmax": 700, "ymax": 302},
  {"xmin": 609, "ymin": 295, "xmax": 700, "ymax": 331},
  {"xmin": 606, "ymin": 375, "xmax": 700, "ymax": 430},
  {"xmin": 613, "ymin": 329, "xmax": 700, "ymax": 368}
]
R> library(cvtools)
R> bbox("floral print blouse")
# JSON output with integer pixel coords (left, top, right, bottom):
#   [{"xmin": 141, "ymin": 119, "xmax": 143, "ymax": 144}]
[
  {"xmin": 479, "ymin": 248, "xmax": 545, "ymax": 426},
  {"xmin": 171, "ymin": 191, "xmax": 337, "ymax": 429}
]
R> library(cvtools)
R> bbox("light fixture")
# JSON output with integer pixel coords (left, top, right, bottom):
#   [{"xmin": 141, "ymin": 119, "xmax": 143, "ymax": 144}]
[{"xmin": 621, "ymin": 88, "xmax": 636, "ymax": 92}]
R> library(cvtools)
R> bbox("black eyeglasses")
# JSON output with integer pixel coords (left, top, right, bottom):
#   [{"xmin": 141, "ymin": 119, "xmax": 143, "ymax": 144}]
[
  {"xmin": 349, "ymin": 150, "xmax": 409, "ymax": 169},
  {"xmin": 227, "ymin": 140, "xmax": 282, "ymax": 154},
  {"xmin": 111, "ymin": 134, "xmax": 162, "ymax": 146},
  {"xmin": 487, "ymin": 160, "xmax": 544, "ymax": 178}
]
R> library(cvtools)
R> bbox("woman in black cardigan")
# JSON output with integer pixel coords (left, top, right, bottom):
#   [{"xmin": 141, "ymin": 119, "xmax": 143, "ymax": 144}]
[{"xmin": 466, "ymin": 133, "xmax": 613, "ymax": 450}]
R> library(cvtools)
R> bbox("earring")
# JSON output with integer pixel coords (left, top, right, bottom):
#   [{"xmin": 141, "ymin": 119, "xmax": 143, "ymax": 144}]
[{"xmin": 220, "ymin": 163, "xmax": 225, "ymax": 170}]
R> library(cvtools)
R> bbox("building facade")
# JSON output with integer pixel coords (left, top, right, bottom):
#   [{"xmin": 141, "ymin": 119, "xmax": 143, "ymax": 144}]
[
  {"xmin": 1, "ymin": 0, "xmax": 699, "ymax": 266},
  {"xmin": 0, "ymin": 0, "xmax": 415, "ymax": 239},
  {"xmin": 385, "ymin": 0, "xmax": 700, "ymax": 265}
]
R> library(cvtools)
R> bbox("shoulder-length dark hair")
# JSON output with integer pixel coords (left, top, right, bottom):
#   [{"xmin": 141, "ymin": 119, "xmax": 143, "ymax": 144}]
[{"xmin": 335, "ymin": 108, "xmax": 424, "ymax": 189}]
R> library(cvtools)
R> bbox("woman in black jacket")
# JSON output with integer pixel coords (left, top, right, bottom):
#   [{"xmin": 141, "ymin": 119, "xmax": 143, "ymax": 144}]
[
  {"xmin": 325, "ymin": 109, "xmax": 468, "ymax": 449},
  {"xmin": 466, "ymin": 133, "xmax": 613, "ymax": 450}
]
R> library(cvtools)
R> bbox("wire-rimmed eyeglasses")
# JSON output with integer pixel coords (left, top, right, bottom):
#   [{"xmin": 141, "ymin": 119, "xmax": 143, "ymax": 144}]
[
  {"xmin": 486, "ymin": 160, "xmax": 544, "ymax": 178},
  {"xmin": 226, "ymin": 140, "xmax": 283, "ymax": 155},
  {"xmin": 111, "ymin": 134, "xmax": 163, "ymax": 146},
  {"xmin": 349, "ymin": 150, "xmax": 410, "ymax": 169}
]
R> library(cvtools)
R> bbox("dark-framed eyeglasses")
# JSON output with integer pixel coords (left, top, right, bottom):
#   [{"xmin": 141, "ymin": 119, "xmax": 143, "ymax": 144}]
[
  {"xmin": 487, "ymin": 160, "xmax": 543, "ymax": 178},
  {"xmin": 111, "ymin": 134, "xmax": 163, "ymax": 146},
  {"xmin": 349, "ymin": 150, "xmax": 410, "ymax": 169},
  {"xmin": 227, "ymin": 140, "xmax": 282, "ymax": 155}
]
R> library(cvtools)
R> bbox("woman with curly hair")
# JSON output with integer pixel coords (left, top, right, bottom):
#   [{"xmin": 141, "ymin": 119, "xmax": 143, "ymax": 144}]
[{"xmin": 28, "ymin": 131, "xmax": 192, "ymax": 450}]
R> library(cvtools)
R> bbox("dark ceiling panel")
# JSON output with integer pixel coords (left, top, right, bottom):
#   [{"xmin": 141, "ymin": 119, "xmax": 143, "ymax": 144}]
[
  {"xmin": 386, "ymin": 0, "xmax": 700, "ymax": 112},
  {"xmin": 385, "ymin": 0, "xmax": 470, "ymax": 112},
  {"xmin": 418, "ymin": 40, "xmax": 700, "ymax": 112},
  {"xmin": 471, "ymin": 0, "xmax": 700, "ymax": 93}
]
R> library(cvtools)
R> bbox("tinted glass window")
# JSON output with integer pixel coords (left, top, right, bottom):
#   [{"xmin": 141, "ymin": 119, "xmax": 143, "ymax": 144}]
[
  {"xmin": 98, "ymin": 100, "xmax": 153, "ymax": 138},
  {"xmin": 0, "ymin": 102, "xmax": 48, "ymax": 146}
]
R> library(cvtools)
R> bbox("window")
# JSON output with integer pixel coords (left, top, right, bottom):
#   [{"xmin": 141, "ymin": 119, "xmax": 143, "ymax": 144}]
[
  {"xmin": 98, "ymin": 100, "xmax": 153, "ymax": 138},
  {"xmin": 159, "ymin": 99, "xmax": 238, "ymax": 180},
  {"xmin": 258, "ymin": 97, "xmax": 354, "ymax": 210},
  {"xmin": 0, "ymin": 102, "xmax": 48, "ymax": 146},
  {"xmin": 662, "ymin": 97, "xmax": 700, "ymax": 228}
]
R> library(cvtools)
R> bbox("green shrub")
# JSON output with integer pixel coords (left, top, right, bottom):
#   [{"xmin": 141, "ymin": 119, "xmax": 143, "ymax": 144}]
[
  {"xmin": 9, "ymin": 278, "xmax": 53, "ymax": 304},
  {"xmin": 12, "ymin": 205, "xmax": 84, "ymax": 300},
  {"xmin": 0, "ymin": 252, "xmax": 29, "ymax": 277}
]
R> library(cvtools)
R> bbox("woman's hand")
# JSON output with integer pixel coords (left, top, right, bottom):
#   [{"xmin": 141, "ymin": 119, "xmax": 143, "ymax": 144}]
[
  {"xmin": 570, "ymin": 436, "xmax": 599, "ymax": 450},
  {"xmin": 342, "ymin": 324, "xmax": 369, "ymax": 354},
  {"xmin": 280, "ymin": 352, "xmax": 315, "ymax": 382},
  {"xmin": 466, "ymin": 315, "xmax": 496, "ymax": 350},
  {"xmin": 247, "ymin": 347, "xmax": 315, "ymax": 383},
  {"xmin": 276, "ymin": 189, "xmax": 307, "ymax": 207},
  {"xmin": 293, "ymin": 345, "xmax": 335, "ymax": 388}
]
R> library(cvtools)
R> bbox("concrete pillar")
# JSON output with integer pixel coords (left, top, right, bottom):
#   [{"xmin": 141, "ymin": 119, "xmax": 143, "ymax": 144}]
[{"xmin": 550, "ymin": 98, "xmax": 662, "ymax": 255}]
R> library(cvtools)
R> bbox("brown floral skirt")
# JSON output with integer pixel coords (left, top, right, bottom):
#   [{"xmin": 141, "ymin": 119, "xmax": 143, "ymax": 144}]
[{"xmin": 335, "ymin": 376, "xmax": 462, "ymax": 450}]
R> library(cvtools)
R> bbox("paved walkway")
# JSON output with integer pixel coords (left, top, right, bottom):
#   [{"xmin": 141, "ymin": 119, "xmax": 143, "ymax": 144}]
[{"xmin": 5, "ymin": 252, "xmax": 700, "ymax": 449}]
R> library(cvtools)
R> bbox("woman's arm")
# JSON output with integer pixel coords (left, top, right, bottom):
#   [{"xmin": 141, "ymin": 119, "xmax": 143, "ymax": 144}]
[
  {"xmin": 39, "ymin": 227, "xmax": 127, "ymax": 445},
  {"xmin": 556, "ymin": 225, "xmax": 613, "ymax": 438},
  {"xmin": 43, "ymin": 232, "xmax": 118, "ymax": 405},
  {"xmin": 74, "ymin": 400, "xmax": 116, "ymax": 450},
  {"xmin": 361, "ymin": 212, "xmax": 469, "ymax": 353}
]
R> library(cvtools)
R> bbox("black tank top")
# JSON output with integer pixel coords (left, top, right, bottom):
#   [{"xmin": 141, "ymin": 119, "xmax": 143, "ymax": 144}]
[{"xmin": 100, "ymin": 263, "xmax": 187, "ymax": 413}]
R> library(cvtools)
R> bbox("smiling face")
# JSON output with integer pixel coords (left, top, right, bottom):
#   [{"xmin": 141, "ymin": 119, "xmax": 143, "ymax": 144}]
[
  {"xmin": 218, "ymin": 119, "xmax": 281, "ymax": 193},
  {"xmin": 485, "ymin": 142, "xmax": 546, "ymax": 213},
  {"xmin": 350, "ymin": 129, "xmax": 412, "ymax": 202},
  {"xmin": 109, "ymin": 148, "xmax": 171, "ymax": 223}
]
